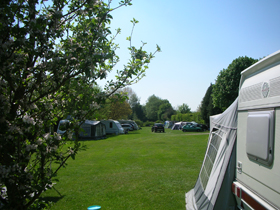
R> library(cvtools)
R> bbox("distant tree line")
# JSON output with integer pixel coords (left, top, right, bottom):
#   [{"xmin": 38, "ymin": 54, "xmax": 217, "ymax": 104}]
[
  {"xmin": 91, "ymin": 56, "xmax": 259, "ymax": 127},
  {"xmin": 91, "ymin": 89, "xmax": 197, "ymax": 124},
  {"xmin": 122, "ymin": 56, "xmax": 259, "ymax": 127}
]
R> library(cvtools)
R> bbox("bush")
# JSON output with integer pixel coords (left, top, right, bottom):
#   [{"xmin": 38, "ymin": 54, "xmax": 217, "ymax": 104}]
[
  {"xmin": 171, "ymin": 112, "xmax": 204, "ymax": 124},
  {"xmin": 143, "ymin": 121, "xmax": 154, "ymax": 127},
  {"xmin": 135, "ymin": 120, "xmax": 143, "ymax": 127}
]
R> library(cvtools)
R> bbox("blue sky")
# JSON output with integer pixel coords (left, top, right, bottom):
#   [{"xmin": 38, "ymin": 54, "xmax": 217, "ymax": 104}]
[{"xmin": 103, "ymin": 0, "xmax": 280, "ymax": 111}]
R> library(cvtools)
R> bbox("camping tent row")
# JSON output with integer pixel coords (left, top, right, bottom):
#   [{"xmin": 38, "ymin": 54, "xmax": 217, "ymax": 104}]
[
  {"xmin": 171, "ymin": 121, "xmax": 198, "ymax": 130},
  {"xmin": 57, "ymin": 120, "xmax": 106, "ymax": 140},
  {"xmin": 57, "ymin": 119, "xmax": 140, "ymax": 139}
]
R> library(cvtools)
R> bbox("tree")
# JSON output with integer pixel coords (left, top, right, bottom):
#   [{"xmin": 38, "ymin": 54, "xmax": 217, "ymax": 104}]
[
  {"xmin": 98, "ymin": 95, "xmax": 132, "ymax": 120},
  {"xmin": 177, "ymin": 103, "xmax": 191, "ymax": 114},
  {"xmin": 0, "ymin": 0, "xmax": 160, "ymax": 208},
  {"xmin": 121, "ymin": 87, "xmax": 138, "ymax": 108},
  {"xmin": 171, "ymin": 112, "xmax": 204, "ymax": 123},
  {"xmin": 157, "ymin": 100, "xmax": 175, "ymax": 121},
  {"xmin": 132, "ymin": 103, "xmax": 146, "ymax": 121},
  {"xmin": 128, "ymin": 93, "xmax": 140, "ymax": 108},
  {"xmin": 144, "ymin": 95, "xmax": 162, "ymax": 121},
  {"xmin": 212, "ymin": 56, "xmax": 258, "ymax": 110},
  {"xmin": 144, "ymin": 96, "xmax": 175, "ymax": 122},
  {"xmin": 200, "ymin": 83, "xmax": 222, "ymax": 126}
]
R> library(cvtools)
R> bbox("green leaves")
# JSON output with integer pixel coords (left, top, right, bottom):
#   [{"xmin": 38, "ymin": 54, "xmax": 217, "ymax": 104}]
[
  {"xmin": 0, "ymin": 0, "xmax": 160, "ymax": 208},
  {"xmin": 212, "ymin": 56, "xmax": 258, "ymax": 111},
  {"xmin": 130, "ymin": 18, "xmax": 139, "ymax": 24},
  {"xmin": 119, "ymin": 0, "xmax": 133, "ymax": 6}
]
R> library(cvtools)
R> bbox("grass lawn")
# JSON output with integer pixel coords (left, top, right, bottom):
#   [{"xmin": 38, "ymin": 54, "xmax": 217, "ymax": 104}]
[{"xmin": 41, "ymin": 127, "xmax": 209, "ymax": 210}]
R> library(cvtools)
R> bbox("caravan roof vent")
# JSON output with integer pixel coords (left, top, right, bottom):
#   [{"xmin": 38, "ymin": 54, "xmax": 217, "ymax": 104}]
[
  {"xmin": 239, "ymin": 82, "xmax": 262, "ymax": 103},
  {"xmin": 269, "ymin": 76, "xmax": 280, "ymax": 97}
]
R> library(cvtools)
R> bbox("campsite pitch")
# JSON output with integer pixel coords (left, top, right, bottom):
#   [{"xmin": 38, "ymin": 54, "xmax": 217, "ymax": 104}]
[{"xmin": 41, "ymin": 127, "xmax": 209, "ymax": 209}]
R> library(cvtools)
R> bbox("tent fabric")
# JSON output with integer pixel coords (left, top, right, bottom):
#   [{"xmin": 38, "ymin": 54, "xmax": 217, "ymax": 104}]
[
  {"xmin": 185, "ymin": 98, "xmax": 238, "ymax": 210},
  {"xmin": 171, "ymin": 122, "xmax": 188, "ymax": 130},
  {"xmin": 79, "ymin": 120, "xmax": 106, "ymax": 140},
  {"xmin": 164, "ymin": 121, "xmax": 174, "ymax": 129},
  {"xmin": 172, "ymin": 122, "xmax": 197, "ymax": 130}
]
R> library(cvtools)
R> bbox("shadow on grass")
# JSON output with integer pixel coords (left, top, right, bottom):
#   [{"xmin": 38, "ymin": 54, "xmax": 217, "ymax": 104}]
[
  {"xmin": 105, "ymin": 131, "xmax": 142, "ymax": 139},
  {"xmin": 40, "ymin": 186, "xmax": 64, "ymax": 206},
  {"xmin": 39, "ymin": 195, "xmax": 64, "ymax": 205}
]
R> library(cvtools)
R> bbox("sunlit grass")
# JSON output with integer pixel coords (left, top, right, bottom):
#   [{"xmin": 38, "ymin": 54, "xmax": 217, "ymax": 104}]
[{"xmin": 41, "ymin": 127, "xmax": 209, "ymax": 210}]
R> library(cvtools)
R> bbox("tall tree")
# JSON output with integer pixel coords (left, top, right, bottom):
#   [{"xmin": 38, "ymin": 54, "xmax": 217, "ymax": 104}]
[
  {"xmin": 121, "ymin": 87, "xmax": 141, "ymax": 120},
  {"xmin": 0, "ymin": 0, "xmax": 160, "ymax": 208},
  {"xmin": 144, "ymin": 95, "xmax": 163, "ymax": 121},
  {"xmin": 121, "ymin": 87, "xmax": 138, "ymax": 107},
  {"xmin": 129, "ymin": 93, "xmax": 140, "ymax": 108},
  {"xmin": 177, "ymin": 103, "xmax": 191, "ymax": 114},
  {"xmin": 99, "ymin": 96, "xmax": 132, "ymax": 120},
  {"xmin": 212, "ymin": 56, "xmax": 258, "ymax": 110},
  {"xmin": 132, "ymin": 103, "xmax": 146, "ymax": 121},
  {"xmin": 200, "ymin": 83, "xmax": 222, "ymax": 126},
  {"xmin": 158, "ymin": 100, "xmax": 175, "ymax": 121}
]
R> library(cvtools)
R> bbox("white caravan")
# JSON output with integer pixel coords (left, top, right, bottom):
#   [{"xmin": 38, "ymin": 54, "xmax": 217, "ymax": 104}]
[
  {"xmin": 233, "ymin": 50, "xmax": 280, "ymax": 210},
  {"xmin": 118, "ymin": 120, "xmax": 139, "ymax": 130},
  {"xmin": 185, "ymin": 50, "xmax": 280, "ymax": 210},
  {"xmin": 100, "ymin": 119, "xmax": 125, "ymax": 135}
]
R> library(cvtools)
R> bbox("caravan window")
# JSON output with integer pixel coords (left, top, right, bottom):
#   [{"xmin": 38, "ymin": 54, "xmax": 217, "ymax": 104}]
[
  {"xmin": 246, "ymin": 110, "xmax": 274, "ymax": 166},
  {"xmin": 110, "ymin": 122, "xmax": 113, "ymax": 128},
  {"xmin": 58, "ymin": 120, "xmax": 69, "ymax": 131}
]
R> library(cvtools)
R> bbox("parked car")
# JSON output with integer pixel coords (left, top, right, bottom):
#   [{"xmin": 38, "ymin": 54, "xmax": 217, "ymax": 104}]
[
  {"xmin": 182, "ymin": 124, "xmax": 202, "ymax": 132},
  {"xmin": 129, "ymin": 123, "xmax": 135, "ymax": 130},
  {"xmin": 121, "ymin": 124, "xmax": 133, "ymax": 132},
  {"xmin": 151, "ymin": 123, "xmax": 165, "ymax": 132},
  {"xmin": 197, "ymin": 124, "xmax": 208, "ymax": 131}
]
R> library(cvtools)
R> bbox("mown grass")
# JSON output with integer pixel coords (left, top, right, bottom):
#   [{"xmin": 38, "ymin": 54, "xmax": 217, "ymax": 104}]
[{"xmin": 41, "ymin": 127, "xmax": 209, "ymax": 210}]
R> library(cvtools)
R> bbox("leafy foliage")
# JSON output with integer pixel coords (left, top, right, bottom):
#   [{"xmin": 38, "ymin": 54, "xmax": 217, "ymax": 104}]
[
  {"xmin": 212, "ymin": 56, "xmax": 258, "ymax": 110},
  {"xmin": 132, "ymin": 103, "xmax": 146, "ymax": 121},
  {"xmin": 177, "ymin": 103, "xmax": 191, "ymax": 114},
  {"xmin": 97, "ymin": 95, "xmax": 132, "ymax": 120},
  {"xmin": 144, "ymin": 95, "xmax": 163, "ymax": 121},
  {"xmin": 0, "ymin": 0, "xmax": 160, "ymax": 208},
  {"xmin": 200, "ymin": 84, "xmax": 222, "ymax": 126},
  {"xmin": 157, "ymin": 100, "xmax": 176, "ymax": 121},
  {"xmin": 144, "ymin": 95, "xmax": 174, "ymax": 121},
  {"xmin": 171, "ymin": 112, "xmax": 204, "ymax": 124}
]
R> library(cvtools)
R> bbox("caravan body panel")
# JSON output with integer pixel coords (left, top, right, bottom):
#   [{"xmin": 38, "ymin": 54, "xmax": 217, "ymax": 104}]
[
  {"xmin": 235, "ymin": 50, "xmax": 280, "ymax": 209},
  {"xmin": 101, "ymin": 120, "xmax": 125, "ymax": 135},
  {"xmin": 118, "ymin": 120, "xmax": 139, "ymax": 130}
]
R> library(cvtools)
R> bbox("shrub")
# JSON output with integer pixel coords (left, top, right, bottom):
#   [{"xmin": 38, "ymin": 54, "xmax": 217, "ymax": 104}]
[
  {"xmin": 135, "ymin": 120, "xmax": 143, "ymax": 127},
  {"xmin": 143, "ymin": 121, "xmax": 154, "ymax": 127}
]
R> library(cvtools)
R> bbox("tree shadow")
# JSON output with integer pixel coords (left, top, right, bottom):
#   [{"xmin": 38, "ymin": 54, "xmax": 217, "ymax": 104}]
[
  {"xmin": 39, "ymin": 186, "xmax": 64, "ymax": 206},
  {"xmin": 39, "ymin": 195, "xmax": 64, "ymax": 204}
]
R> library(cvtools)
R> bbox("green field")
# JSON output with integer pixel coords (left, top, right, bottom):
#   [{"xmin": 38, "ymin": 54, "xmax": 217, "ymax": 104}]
[{"xmin": 41, "ymin": 127, "xmax": 209, "ymax": 210}]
